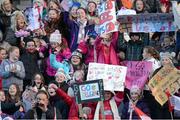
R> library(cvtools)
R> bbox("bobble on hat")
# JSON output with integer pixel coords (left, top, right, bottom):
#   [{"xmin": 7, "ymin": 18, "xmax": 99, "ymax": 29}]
[
  {"xmin": 72, "ymin": 50, "xmax": 83, "ymax": 59},
  {"xmin": 49, "ymin": 30, "xmax": 62, "ymax": 44},
  {"xmin": 130, "ymin": 85, "xmax": 141, "ymax": 95},
  {"xmin": 160, "ymin": 52, "xmax": 176, "ymax": 60}
]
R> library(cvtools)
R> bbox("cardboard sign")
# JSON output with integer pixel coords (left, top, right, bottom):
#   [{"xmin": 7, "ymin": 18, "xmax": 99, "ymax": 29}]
[
  {"xmin": 118, "ymin": 13, "xmax": 176, "ymax": 33},
  {"xmin": 87, "ymin": 63, "xmax": 127, "ymax": 91},
  {"xmin": 148, "ymin": 66, "xmax": 180, "ymax": 106},
  {"xmin": 125, "ymin": 61, "xmax": 152, "ymax": 90},
  {"xmin": 96, "ymin": 0, "xmax": 118, "ymax": 35},
  {"xmin": 73, "ymin": 79, "xmax": 104, "ymax": 104}
]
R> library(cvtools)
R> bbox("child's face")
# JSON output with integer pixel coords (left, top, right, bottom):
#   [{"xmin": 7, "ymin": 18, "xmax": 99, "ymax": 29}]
[
  {"xmin": 48, "ymin": 10, "xmax": 59, "ymax": 21},
  {"xmin": 89, "ymin": 38, "xmax": 95, "ymax": 45},
  {"xmin": 3, "ymin": 0, "xmax": 12, "ymax": 12},
  {"xmin": 77, "ymin": 9, "xmax": 86, "ymax": 20},
  {"xmin": 9, "ymin": 85, "xmax": 17, "ymax": 96},
  {"xmin": 10, "ymin": 48, "xmax": 20, "ymax": 61},
  {"xmin": 131, "ymin": 35, "xmax": 140, "ymax": 41},
  {"xmin": 26, "ymin": 41, "xmax": 36, "ymax": 53},
  {"xmin": 130, "ymin": 92, "xmax": 139, "ymax": 101},
  {"xmin": 0, "ymin": 91, "xmax": 6, "ymax": 102},
  {"xmin": 71, "ymin": 56, "xmax": 81, "ymax": 65},
  {"xmin": 17, "ymin": 15, "xmax": 25, "ymax": 29},
  {"xmin": 161, "ymin": 57, "xmax": 172, "ymax": 66},
  {"xmin": 135, "ymin": 0, "xmax": 144, "ymax": 12},
  {"xmin": 142, "ymin": 49, "xmax": 150, "ymax": 59},
  {"xmin": 50, "ymin": 42, "xmax": 59, "ymax": 49},
  {"xmin": 88, "ymin": 2, "xmax": 96, "ymax": 13},
  {"xmin": 74, "ymin": 71, "xmax": 84, "ymax": 83},
  {"xmin": 34, "ymin": 74, "xmax": 43, "ymax": 86},
  {"xmin": 48, "ymin": 84, "xmax": 56, "ymax": 96},
  {"xmin": 49, "ymin": 1, "xmax": 59, "ymax": 10},
  {"xmin": 55, "ymin": 73, "xmax": 66, "ymax": 83},
  {"xmin": 104, "ymin": 91, "xmax": 112, "ymax": 101},
  {"xmin": 0, "ymin": 49, "xmax": 7, "ymax": 60},
  {"xmin": 70, "ymin": 6, "xmax": 78, "ymax": 18}
]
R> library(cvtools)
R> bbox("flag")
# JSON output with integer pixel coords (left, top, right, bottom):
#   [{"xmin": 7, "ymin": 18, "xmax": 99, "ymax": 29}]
[
  {"xmin": 165, "ymin": 90, "xmax": 174, "ymax": 112},
  {"xmin": 170, "ymin": 95, "xmax": 180, "ymax": 111},
  {"xmin": 132, "ymin": 105, "xmax": 152, "ymax": 120}
]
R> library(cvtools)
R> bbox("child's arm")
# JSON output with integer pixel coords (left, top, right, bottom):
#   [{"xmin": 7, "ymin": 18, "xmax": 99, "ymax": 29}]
[
  {"xmin": 14, "ymin": 62, "xmax": 25, "ymax": 79},
  {"xmin": 78, "ymin": 41, "xmax": 88, "ymax": 54},
  {"xmin": 0, "ymin": 62, "xmax": 12, "ymax": 78},
  {"xmin": 111, "ymin": 32, "xmax": 119, "ymax": 50}
]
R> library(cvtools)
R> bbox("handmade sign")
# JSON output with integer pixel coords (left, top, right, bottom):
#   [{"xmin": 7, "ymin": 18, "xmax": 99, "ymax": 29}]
[
  {"xmin": 73, "ymin": 79, "xmax": 104, "ymax": 104},
  {"xmin": 87, "ymin": 63, "xmax": 127, "ymax": 91},
  {"xmin": 96, "ymin": 0, "xmax": 118, "ymax": 34},
  {"xmin": 125, "ymin": 61, "xmax": 152, "ymax": 90},
  {"xmin": 148, "ymin": 66, "xmax": 180, "ymax": 106},
  {"xmin": 118, "ymin": 13, "xmax": 176, "ymax": 33},
  {"xmin": 22, "ymin": 87, "xmax": 37, "ymax": 103}
]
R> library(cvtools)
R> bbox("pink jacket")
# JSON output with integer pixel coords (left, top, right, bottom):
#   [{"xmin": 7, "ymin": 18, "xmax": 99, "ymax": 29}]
[
  {"xmin": 95, "ymin": 32, "xmax": 119, "ymax": 65},
  {"xmin": 78, "ymin": 42, "xmax": 96, "ymax": 64},
  {"xmin": 46, "ymin": 48, "xmax": 71, "ymax": 76}
]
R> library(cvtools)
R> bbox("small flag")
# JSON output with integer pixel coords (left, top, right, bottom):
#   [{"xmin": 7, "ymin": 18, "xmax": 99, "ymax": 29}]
[
  {"xmin": 170, "ymin": 95, "xmax": 180, "ymax": 111},
  {"xmin": 132, "ymin": 104, "xmax": 152, "ymax": 120}
]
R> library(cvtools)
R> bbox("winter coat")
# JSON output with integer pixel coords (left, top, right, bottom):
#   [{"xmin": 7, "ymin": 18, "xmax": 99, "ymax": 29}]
[
  {"xmin": 121, "ymin": 99, "xmax": 150, "ymax": 119},
  {"xmin": 1, "ymin": 101, "xmax": 20, "ymax": 115},
  {"xmin": 95, "ymin": 32, "xmax": 119, "ymax": 65},
  {"xmin": 23, "ymin": 106, "xmax": 61, "ymax": 119},
  {"xmin": 20, "ymin": 50, "xmax": 41, "ymax": 84},
  {"xmin": 0, "ymin": 59, "xmax": 25, "ymax": 91},
  {"xmin": 63, "ymin": 12, "xmax": 95, "ymax": 52},
  {"xmin": 4, "ymin": 27, "xmax": 19, "ymax": 46}
]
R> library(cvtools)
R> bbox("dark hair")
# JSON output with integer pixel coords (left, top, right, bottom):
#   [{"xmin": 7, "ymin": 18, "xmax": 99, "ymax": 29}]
[
  {"xmin": 36, "ymin": 90, "xmax": 49, "ymax": 99},
  {"xmin": 24, "ymin": 38, "xmax": 36, "ymax": 47},
  {"xmin": 133, "ymin": 0, "xmax": 146, "ymax": 13},
  {"xmin": 0, "ymin": 47, "xmax": 5, "ymax": 51},
  {"xmin": 144, "ymin": 46, "xmax": 160, "ymax": 60},
  {"xmin": 32, "ymin": 73, "xmax": 45, "ymax": 87},
  {"xmin": 48, "ymin": 0, "xmax": 61, "ymax": 10},
  {"xmin": 77, "ymin": 7, "xmax": 87, "ymax": 14},
  {"xmin": 6, "ymin": 83, "xmax": 21, "ymax": 102}
]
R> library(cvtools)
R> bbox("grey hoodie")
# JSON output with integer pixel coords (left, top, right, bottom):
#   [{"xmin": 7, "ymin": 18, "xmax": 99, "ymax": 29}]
[{"xmin": 0, "ymin": 59, "xmax": 25, "ymax": 91}]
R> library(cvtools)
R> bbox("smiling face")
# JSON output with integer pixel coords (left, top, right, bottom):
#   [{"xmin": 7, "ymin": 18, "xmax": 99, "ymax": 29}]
[
  {"xmin": 135, "ymin": 0, "xmax": 144, "ymax": 12},
  {"xmin": 161, "ymin": 57, "xmax": 172, "ymax": 66},
  {"xmin": 70, "ymin": 6, "xmax": 78, "ymax": 18},
  {"xmin": 48, "ymin": 9, "xmax": 59, "ymax": 22},
  {"xmin": 104, "ymin": 91, "xmax": 113, "ymax": 100},
  {"xmin": 0, "ymin": 49, "xmax": 7, "ymax": 60},
  {"xmin": 71, "ymin": 55, "xmax": 81, "ymax": 65},
  {"xmin": 77, "ymin": 8, "xmax": 86, "ymax": 20},
  {"xmin": 88, "ymin": 2, "xmax": 96, "ymax": 13},
  {"xmin": 130, "ymin": 91, "xmax": 140, "ymax": 102},
  {"xmin": 3, "ymin": 0, "xmax": 12, "ymax": 12},
  {"xmin": 8, "ymin": 84, "xmax": 17, "ymax": 96},
  {"xmin": 49, "ymin": 1, "xmax": 59, "ymax": 10},
  {"xmin": 34, "ymin": 74, "xmax": 43, "ymax": 87},
  {"xmin": 26, "ymin": 41, "xmax": 36, "ymax": 53},
  {"xmin": 9, "ymin": 48, "xmax": 20, "ymax": 61},
  {"xmin": 55, "ymin": 73, "xmax": 66, "ymax": 83},
  {"xmin": 16, "ymin": 15, "xmax": 26, "ymax": 30}
]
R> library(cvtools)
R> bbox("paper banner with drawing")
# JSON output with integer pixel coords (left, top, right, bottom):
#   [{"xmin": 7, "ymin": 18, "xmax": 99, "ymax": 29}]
[
  {"xmin": 172, "ymin": 1, "xmax": 180, "ymax": 29},
  {"xmin": 73, "ymin": 79, "xmax": 104, "ymax": 104},
  {"xmin": 118, "ymin": 13, "xmax": 176, "ymax": 33},
  {"xmin": 87, "ymin": 63, "xmax": 127, "ymax": 91},
  {"xmin": 148, "ymin": 66, "xmax": 180, "ymax": 106},
  {"xmin": 96, "ymin": 0, "xmax": 118, "ymax": 35},
  {"xmin": 124, "ymin": 61, "xmax": 152, "ymax": 90}
]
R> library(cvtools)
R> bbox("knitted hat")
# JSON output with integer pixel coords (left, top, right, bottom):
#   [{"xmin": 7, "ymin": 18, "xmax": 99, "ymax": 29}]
[
  {"xmin": 160, "ymin": 52, "xmax": 176, "ymax": 60},
  {"xmin": 55, "ymin": 68, "xmax": 71, "ymax": 80},
  {"xmin": 72, "ymin": 50, "xmax": 82, "ymax": 59},
  {"xmin": 71, "ymin": 2, "xmax": 81, "ymax": 8},
  {"xmin": 49, "ymin": 30, "xmax": 62, "ymax": 44},
  {"xmin": 130, "ymin": 85, "xmax": 141, "ymax": 95}
]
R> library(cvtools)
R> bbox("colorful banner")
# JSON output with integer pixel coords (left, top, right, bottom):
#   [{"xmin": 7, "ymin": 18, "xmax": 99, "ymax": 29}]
[
  {"xmin": 172, "ymin": 1, "xmax": 180, "ymax": 29},
  {"xmin": 148, "ymin": 66, "xmax": 180, "ymax": 106},
  {"xmin": 96, "ymin": 0, "xmax": 118, "ymax": 35},
  {"xmin": 118, "ymin": 13, "xmax": 176, "ymax": 33},
  {"xmin": 73, "ymin": 79, "xmax": 104, "ymax": 104},
  {"xmin": 87, "ymin": 63, "xmax": 127, "ymax": 91},
  {"xmin": 125, "ymin": 61, "xmax": 152, "ymax": 90}
]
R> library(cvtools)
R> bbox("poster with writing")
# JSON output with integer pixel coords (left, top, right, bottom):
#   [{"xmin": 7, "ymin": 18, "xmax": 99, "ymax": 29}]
[
  {"xmin": 96, "ymin": 0, "xmax": 118, "ymax": 35},
  {"xmin": 172, "ymin": 1, "xmax": 180, "ymax": 29},
  {"xmin": 73, "ymin": 79, "xmax": 104, "ymax": 104},
  {"xmin": 87, "ymin": 63, "xmax": 127, "ymax": 91},
  {"xmin": 125, "ymin": 61, "xmax": 152, "ymax": 90},
  {"xmin": 118, "ymin": 13, "xmax": 176, "ymax": 33},
  {"xmin": 148, "ymin": 66, "xmax": 180, "ymax": 106}
]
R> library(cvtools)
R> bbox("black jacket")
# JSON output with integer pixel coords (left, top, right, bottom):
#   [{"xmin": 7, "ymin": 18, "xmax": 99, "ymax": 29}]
[{"xmin": 1, "ymin": 101, "xmax": 20, "ymax": 115}]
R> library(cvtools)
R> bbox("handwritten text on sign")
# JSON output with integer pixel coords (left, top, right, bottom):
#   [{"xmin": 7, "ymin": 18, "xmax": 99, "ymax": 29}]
[
  {"xmin": 87, "ymin": 63, "xmax": 127, "ymax": 91},
  {"xmin": 118, "ymin": 13, "xmax": 176, "ymax": 32},
  {"xmin": 80, "ymin": 83, "xmax": 100, "ymax": 101},
  {"xmin": 97, "ymin": 0, "xmax": 118, "ymax": 34},
  {"xmin": 125, "ymin": 61, "xmax": 152, "ymax": 90},
  {"xmin": 148, "ymin": 67, "xmax": 180, "ymax": 106}
]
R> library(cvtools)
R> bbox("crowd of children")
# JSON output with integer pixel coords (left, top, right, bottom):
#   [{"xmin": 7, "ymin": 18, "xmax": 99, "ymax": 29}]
[{"xmin": 0, "ymin": 0, "xmax": 180, "ymax": 119}]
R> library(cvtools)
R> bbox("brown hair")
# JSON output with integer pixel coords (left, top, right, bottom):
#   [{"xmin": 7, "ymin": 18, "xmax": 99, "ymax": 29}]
[
  {"xmin": 6, "ymin": 83, "xmax": 21, "ymax": 102},
  {"xmin": 8, "ymin": 46, "xmax": 19, "ymax": 55},
  {"xmin": 144, "ymin": 46, "xmax": 160, "ymax": 60}
]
